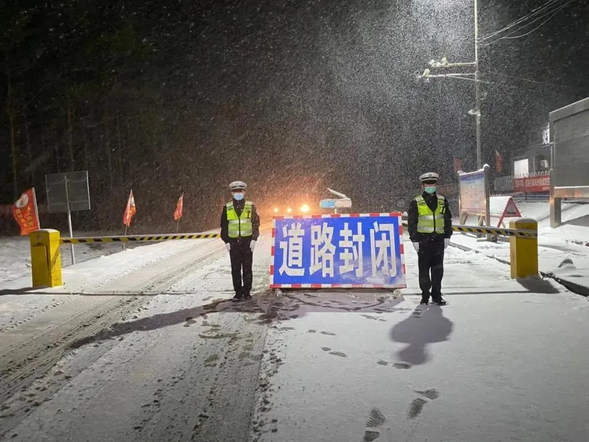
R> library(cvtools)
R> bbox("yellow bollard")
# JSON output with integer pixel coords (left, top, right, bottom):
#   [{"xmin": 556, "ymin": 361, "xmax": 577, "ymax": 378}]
[
  {"xmin": 29, "ymin": 229, "xmax": 62, "ymax": 288},
  {"xmin": 509, "ymin": 218, "xmax": 538, "ymax": 279}
]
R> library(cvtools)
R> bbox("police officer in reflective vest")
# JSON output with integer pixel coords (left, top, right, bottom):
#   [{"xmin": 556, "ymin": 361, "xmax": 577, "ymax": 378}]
[
  {"xmin": 220, "ymin": 181, "xmax": 260, "ymax": 301},
  {"xmin": 407, "ymin": 172, "xmax": 452, "ymax": 305}
]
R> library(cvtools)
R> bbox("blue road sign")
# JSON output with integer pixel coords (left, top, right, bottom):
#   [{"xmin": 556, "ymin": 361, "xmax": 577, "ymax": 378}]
[
  {"xmin": 271, "ymin": 214, "xmax": 406, "ymax": 288},
  {"xmin": 319, "ymin": 199, "xmax": 337, "ymax": 209}
]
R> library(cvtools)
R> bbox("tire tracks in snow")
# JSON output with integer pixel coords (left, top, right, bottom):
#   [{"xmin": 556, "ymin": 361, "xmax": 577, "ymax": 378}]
[{"xmin": 0, "ymin": 242, "xmax": 225, "ymax": 437}]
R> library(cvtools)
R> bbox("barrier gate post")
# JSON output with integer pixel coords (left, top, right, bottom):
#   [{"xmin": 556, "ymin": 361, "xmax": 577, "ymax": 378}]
[
  {"xmin": 30, "ymin": 229, "xmax": 62, "ymax": 288},
  {"xmin": 509, "ymin": 218, "xmax": 538, "ymax": 279}
]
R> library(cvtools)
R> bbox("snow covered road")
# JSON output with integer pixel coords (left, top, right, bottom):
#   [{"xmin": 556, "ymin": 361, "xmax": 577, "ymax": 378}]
[
  {"xmin": 1, "ymin": 232, "xmax": 588, "ymax": 442},
  {"xmin": 0, "ymin": 236, "xmax": 273, "ymax": 442},
  {"xmin": 253, "ymin": 248, "xmax": 589, "ymax": 442}
]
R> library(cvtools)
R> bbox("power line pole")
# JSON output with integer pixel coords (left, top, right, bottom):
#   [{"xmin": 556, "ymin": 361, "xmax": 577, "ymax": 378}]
[
  {"xmin": 474, "ymin": 0, "xmax": 482, "ymax": 169},
  {"xmin": 415, "ymin": 0, "xmax": 482, "ymax": 169}
]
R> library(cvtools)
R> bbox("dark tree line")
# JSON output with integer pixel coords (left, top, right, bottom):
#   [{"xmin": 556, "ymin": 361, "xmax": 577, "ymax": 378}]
[
  {"xmin": 0, "ymin": 0, "xmax": 240, "ymax": 233},
  {"xmin": 2, "ymin": 0, "xmax": 588, "ymax": 234}
]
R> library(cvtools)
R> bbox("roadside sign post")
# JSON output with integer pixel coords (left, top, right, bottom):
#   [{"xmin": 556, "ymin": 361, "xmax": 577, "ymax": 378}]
[
  {"xmin": 63, "ymin": 177, "xmax": 75, "ymax": 263},
  {"xmin": 458, "ymin": 165, "xmax": 491, "ymax": 239},
  {"xmin": 45, "ymin": 171, "xmax": 91, "ymax": 265}
]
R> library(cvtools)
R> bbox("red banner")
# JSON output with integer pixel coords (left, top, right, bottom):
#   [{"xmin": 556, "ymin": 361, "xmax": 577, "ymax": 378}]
[
  {"xmin": 123, "ymin": 190, "xmax": 137, "ymax": 227},
  {"xmin": 495, "ymin": 151, "xmax": 503, "ymax": 173},
  {"xmin": 514, "ymin": 175, "xmax": 550, "ymax": 193},
  {"xmin": 12, "ymin": 188, "xmax": 41, "ymax": 235},
  {"xmin": 453, "ymin": 157, "xmax": 462, "ymax": 173},
  {"xmin": 174, "ymin": 193, "xmax": 184, "ymax": 221}
]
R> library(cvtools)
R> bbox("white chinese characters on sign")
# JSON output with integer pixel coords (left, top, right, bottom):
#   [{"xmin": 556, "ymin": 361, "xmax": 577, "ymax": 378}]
[
  {"xmin": 338, "ymin": 222, "xmax": 365, "ymax": 277},
  {"xmin": 277, "ymin": 219, "xmax": 399, "ymax": 282},
  {"xmin": 310, "ymin": 222, "xmax": 336, "ymax": 277},
  {"xmin": 279, "ymin": 223, "xmax": 305, "ymax": 276},
  {"xmin": 370, "ymin": 222, "xmax": 397, "ymax": 277}
]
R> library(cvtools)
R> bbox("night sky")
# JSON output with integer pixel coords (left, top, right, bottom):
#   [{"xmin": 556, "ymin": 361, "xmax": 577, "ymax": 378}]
[{"xmin": 1, "ymin": 0, "xmax": 588, "ymax": 232}]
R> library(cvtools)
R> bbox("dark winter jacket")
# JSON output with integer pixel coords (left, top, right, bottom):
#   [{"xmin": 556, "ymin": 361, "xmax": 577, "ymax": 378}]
[
  {"xmin": 407, "ymin": 191, "xmax": 453, "ymax": 243},
  {"xmin": 220, "ymin": 199, "xmax": 260, "ymax": 243}
]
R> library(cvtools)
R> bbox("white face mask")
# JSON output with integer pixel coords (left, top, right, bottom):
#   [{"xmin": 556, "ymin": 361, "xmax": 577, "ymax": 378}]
[{"xmin": 233, "ymin": 192, "xmax": 245, "ymax": 201}]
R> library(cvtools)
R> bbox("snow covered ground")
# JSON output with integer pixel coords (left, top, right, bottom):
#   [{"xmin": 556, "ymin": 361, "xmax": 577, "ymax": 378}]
[
  {"xmin": 1, "ymin": 227, "xmax": 588, "ymax": 442},
  {"xmin": 0, "ymin": 234, "xmax": 270, "ymax": 442},
  {"xmin": 450, "ymin": 200, "xmax": 589, "ymax": 294},
  {"xmin": 0, "ymin": 232, "xmax": 146, "ymax": 284},
  {"xmin": 0, "ymin": 238, "xmax": 217, "ymax": 331},
  {"xmin": 0, "ymin": 226, "xmax": 268, "ymax": 285},
  {"xmin": 250, "ymin": 246, "xmax": 589, "ymax": 442}
]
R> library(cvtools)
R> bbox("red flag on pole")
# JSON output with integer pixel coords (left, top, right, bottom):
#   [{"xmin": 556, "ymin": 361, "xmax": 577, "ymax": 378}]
[
  {"xmin": 495, "ymin": 150, "xmax": 503, "ymax": 173},
  {"xmin": 12, "ymin": 188, "xmax": 41, "ymax": 236},
  {"xmin": 174, "ymin": 193, "xmax": 184, "ymax": 221},
  {"xmin": 123, "ymin": 190, "xmax": 137, "ymax": 227},
  {"xmin": 453, "ymin": 157, "xmax": 462, "ymax": 173}
]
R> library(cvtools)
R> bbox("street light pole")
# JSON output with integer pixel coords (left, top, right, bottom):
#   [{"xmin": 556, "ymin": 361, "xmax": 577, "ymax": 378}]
[
  {"xmin": 416, "ymin": 0, "xmax": 483, "ymax": 169},
  {"xmin": 474, "ymin": 0, "xmax": 482, "ymax": 169}
]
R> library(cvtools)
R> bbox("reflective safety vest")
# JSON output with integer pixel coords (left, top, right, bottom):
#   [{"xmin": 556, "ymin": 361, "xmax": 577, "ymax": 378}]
[
  {"xmin": 415, "ymin": 195, "xmax": 446, "ymax": 235},
  {"xmin": 226, "ymin": 201, "xmax": 253, "ymax": 238}
]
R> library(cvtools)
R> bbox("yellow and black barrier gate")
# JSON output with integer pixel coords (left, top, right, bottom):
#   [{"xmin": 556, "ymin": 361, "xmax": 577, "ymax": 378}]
[
  {"xmin": 452, "ymin": 225, "xmax": 537, "ymax": 238},
  {"xmin": 403, "ymin": 218, "xmax": 539, "ymax": 280},
  {"xmin": 29, "ymin": 218, "xmax": 539, "ymax": 289},
  {"xmin": 30, "ymin": 229, "xmax": 221, "ymax": 288},
  {"xmin": 60, "ymin": 233, "xmax": 220, "ymax": 244}
]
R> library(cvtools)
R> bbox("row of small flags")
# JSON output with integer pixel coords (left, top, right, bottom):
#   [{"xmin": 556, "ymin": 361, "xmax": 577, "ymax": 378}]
[
  {"xmin": 123, "ymin": 190, "xmax": 184, "ymax": 228},
  {"xmin": 10, "ymin": 188, "xmax": 184, "ymax": 236}
]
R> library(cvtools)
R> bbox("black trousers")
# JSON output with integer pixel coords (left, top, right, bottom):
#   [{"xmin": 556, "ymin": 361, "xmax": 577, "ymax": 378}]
[
  {"xmin": 230, "ymin": 241, "xmax": 253, "ymax": 295},
  {"xmin": 418, "ymin": 240, "xmax": 445, "ymax": 300}
]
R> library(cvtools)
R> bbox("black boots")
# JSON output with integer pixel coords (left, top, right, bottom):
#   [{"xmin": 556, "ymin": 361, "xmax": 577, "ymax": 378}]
[
  {"xmin": 432, "ymin": 294, "xmax": 447, "ymax": 306},
  {"xmin": 232, "ymin": 292, "xmax": 252, "ymax": 301},
  {"xmin": 421, "ymin": 293, "xmax": 447, "ymax": 306}
]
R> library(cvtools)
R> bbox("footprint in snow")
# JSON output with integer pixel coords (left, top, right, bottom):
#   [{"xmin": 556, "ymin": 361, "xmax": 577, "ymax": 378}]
[
  {"xmin": 414, "ymin": 388, "xmax": 440, "ymax": 400},
  {"xmin": 329, "ymin": 351, "xmax": 347, "ymax": 358},
  {"xmin": 408, "ymin": 398, "xmax": 428, "ymax": 419},
  {"xmin": 321, "ymin": 347, "xmax": 347, "ymax": 357},
  {"xmin": 393, "ymin": 362, "xmax": 411, "ymax": 369},
  {"xmin": 362, "ymin": 408, "xmax": 386, "ymax": 441}
]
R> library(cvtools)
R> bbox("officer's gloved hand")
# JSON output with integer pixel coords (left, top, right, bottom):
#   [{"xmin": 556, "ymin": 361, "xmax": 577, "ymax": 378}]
[
  {"xmin": 225, "ymin": 243, "xmax": 231, "ymax": 252},
  {"xmin": 250, "ymin": 240, "xmax": 256, "ymax": 252},
  {"xmin": 444, "ymin": 238, "xmax": 450, "ymax": 249},
  {"xmin": 413, "ymin": 242, "xmax": 419, "ymax": 252}
]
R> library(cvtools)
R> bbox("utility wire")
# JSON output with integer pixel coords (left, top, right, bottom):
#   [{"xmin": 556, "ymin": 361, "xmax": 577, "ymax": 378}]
[
  {"xmin": 485, "ymin": 70, "xmax": 574, "ymax": 89},
  {"xmin": 479, "ymin": 0, "xmax": 562, "ymax": 42},
  {"xmin": 479, "ymin": 0, "xmax": 568, "ymax": 44},
  {"xmin": 436, "ymin": 75, "xmax": 492, "ymax": 84},
  {"xmin": 498, "ymin": 2, "xmax": 571, "ymax": 41}
]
